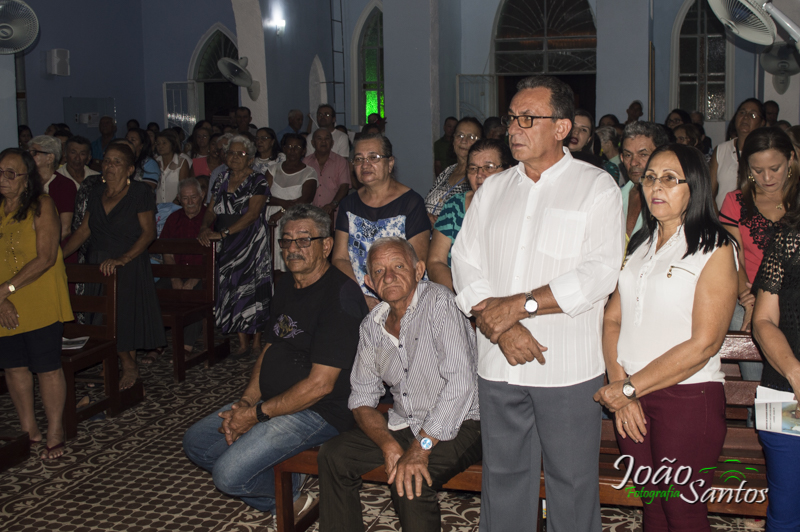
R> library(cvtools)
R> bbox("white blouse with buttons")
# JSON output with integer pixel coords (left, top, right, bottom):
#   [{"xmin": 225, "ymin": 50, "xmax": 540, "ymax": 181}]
[{"xmin": 616, "ymin": 225, "xmax": 726, "ymax": 385}]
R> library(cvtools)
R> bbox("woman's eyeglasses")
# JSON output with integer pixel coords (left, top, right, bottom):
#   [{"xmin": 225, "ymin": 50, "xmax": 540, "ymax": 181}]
[
  {"xmin": 352, "ymin": 154, "xmax": 388, "ymax": 165},
  {"xmin": 0, "ymin": 168, "xmax": 28, "ymax": 180},
  {"xmin": 467, "ymin": 163, "xmax": 500, "ymax": 175},
  {"xmin": 227, "ymin": 150, "xmax": 248, "ymax": 158},
  {"xmin": 454, "ymin": 132, "xmax": 480, "ymax": 142},
  {"xmin": 642, "ymin": 174, "xmax": 687, "ymax": 188}
]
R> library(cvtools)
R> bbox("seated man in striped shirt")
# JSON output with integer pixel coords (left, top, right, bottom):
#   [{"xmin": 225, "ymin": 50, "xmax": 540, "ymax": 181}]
[{"xmin": 317, "ymin": 236, "xmax": 481, "ymax": 532}]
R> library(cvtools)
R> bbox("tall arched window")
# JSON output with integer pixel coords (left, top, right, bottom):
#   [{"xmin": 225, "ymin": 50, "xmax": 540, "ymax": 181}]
[
  {"xmin": 494, "ymin": 0, "xmax": 596, "ymax": 75},
  {"xmin": 193, "ymin": 29, "xmax": 238, "ymax": 81},
  {"xmin": 359, "ymin": 9, "xmax": 384, "ymax": 124},
  {"xmin": 676, "ymin": 0, "xmax": 727, "ymax": 119}
]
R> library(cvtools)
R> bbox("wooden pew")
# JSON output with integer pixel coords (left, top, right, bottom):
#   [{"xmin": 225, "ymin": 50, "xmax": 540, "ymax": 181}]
[
  {"xmin": 61, "ymin": 265, "xmax": 130, "ymax": 441},
  {"xmin": 272, "ymin": 332, "xmax": 768, "ymax": 532},
  {"xmin": 148, "ymin": 238, "xmax": 230, "ymax": 383}
]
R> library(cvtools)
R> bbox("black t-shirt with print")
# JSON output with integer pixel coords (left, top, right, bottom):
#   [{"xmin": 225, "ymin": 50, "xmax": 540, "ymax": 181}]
[{"xmin": 259, "ymin": 266, "xmax": 368, "ymax": 433}]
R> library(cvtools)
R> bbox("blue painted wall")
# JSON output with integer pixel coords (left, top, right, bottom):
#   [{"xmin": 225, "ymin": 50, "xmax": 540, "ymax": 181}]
[
  {"xmin": 139, "ymin": 0, "xmax": 236, "ymax": 127},
  {"xmin": 438, "ymin": 0, "xmax": 461, "ymax": 123},
  {"xmin": 0, "ymin": 56, "xmax": 16, "ymax": 149},
  {"xmin": 260, "ymin": 0, "xmax": 334, "ymax": 129},
  {"xmin": 383, "ymin": 0, "xmax": 437, "ymax": 194},
  {"xmin": 595, "ymin": 0, "xmax": 651, "ymax": 120},
  {"xmin": 23, "ymin": 0, "xmax": 146, "ymax": 135}
]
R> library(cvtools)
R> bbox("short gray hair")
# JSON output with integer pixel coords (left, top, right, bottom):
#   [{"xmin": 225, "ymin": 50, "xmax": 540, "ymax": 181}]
[
  {"xmin": 288, "ymin": 109, "xmax": 303, "ymax": 118},
  {"xmin": 595, "ymin": 126, "xmax": 620, "ymax": 147},
  {"xmin": 178, "ymin": 177, "xmax": 203, "ymax": 196},
  {"xmin": 217, "ymin": 132, "xmax": 235, "ymax": 151},
  {"xmin": 29, "ymin": 135, "xmax": 61, "ymax": 166},
  {"xmin": 621, "ymin": 121, "xmax": 669, "ymax": 149},
  {"xmin": 366, "ymin": 236, "xmax": 418, "ymax": 276},
  {"xmin": 228, "ymin": 135, "xmax": 257, "ymax": 158},
  {"xmin": 278, "ymin": 204, "xmax": 331, "ymax": 239}
]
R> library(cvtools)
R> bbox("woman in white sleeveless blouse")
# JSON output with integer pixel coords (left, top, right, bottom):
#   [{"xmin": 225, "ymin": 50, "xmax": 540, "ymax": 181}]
[{"xmin": 595, "ymin": 143, "xmax": 738, "ymax": 531}]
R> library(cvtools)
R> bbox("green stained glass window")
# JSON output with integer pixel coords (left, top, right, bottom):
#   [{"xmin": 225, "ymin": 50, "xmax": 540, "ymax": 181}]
[{"xmin": 359, "ymin": 9, "xmax": 384, "ymax": 123}]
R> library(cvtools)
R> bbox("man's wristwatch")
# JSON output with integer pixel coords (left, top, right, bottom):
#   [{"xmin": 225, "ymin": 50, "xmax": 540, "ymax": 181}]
[
  {"xmin": 622, "ymin": 377, "xmax": 637, "ymax": 400},
  {"xmin": 524, "ymin": 291, "xmax": 538, "ymax": 318},
  {"xmin": 255, "ymin": 401, "xmax": 271, "ymax": 422},
  {"xmin": 420, "ymin": 437, "xmax": 433, "ymax": 451},
  {"xmin": 6, "ymin": 283, "xmax": 15, "ymax": 293},
  {"xmin": 221, "ymin": 228, "xmax": 231, "ymax": 237}
]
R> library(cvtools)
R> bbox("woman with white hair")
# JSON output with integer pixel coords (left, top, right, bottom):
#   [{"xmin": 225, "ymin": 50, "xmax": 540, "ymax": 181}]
[
  {"xmin": 28, "ymin": 135, "xmax": 77, "ymax": 239},
  {"xmin": 198, "ymin": 135, "xmax": 270, "ymax": 356}
]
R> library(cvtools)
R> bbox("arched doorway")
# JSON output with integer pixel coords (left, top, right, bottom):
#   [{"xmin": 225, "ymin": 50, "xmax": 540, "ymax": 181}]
[
  {"xmin": 494, "ymin": 0, "xmax": 597, "ymax": 117},
  {"xmin": 189, "ymin": 25, "xmax": 240, "ymax": 126}
]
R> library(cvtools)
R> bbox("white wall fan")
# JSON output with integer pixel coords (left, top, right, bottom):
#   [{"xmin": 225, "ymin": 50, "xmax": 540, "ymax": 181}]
[
  {"xmin": 217, "ymin": 56, "xmax": 260, "ymax": 101},
  {"xmin": 707, "ymin": 0, "xmax": 800, "ymax": 50},
  {"xmin": 0, "ymin": 0, "xmax": 39, "ymax": 54}
]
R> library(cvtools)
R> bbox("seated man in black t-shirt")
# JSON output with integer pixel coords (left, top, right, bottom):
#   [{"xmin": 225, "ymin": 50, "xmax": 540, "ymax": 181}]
[{"xmin": 183, "ymin": 204, "xmax": 368, "ymax": 514}]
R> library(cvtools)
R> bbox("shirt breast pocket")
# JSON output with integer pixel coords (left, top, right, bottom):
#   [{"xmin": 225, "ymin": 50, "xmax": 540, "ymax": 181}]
[{"xmin": 536, "ymin": 208, "xmax": 587, "ymax": 260}]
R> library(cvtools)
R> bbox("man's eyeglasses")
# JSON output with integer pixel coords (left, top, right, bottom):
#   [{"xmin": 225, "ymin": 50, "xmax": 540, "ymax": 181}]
[
  {"xmin": 641, "ymin": 174, "xmax": 687, "ymax": 188},
  {"xmin": 318, "ymin": 112, "xmax": 334, "ymax": 118},
  {"xmin": 501, "ymin": 115, "xmax": 558, "ymax": 129},
  {"xmin": 227, "ymin": 150, "xmax": 248, "ymax": 158},
  {"xmin": 277, "ymin": 236, "xmax": 325, "ymax": 249},
  {"xmin": 353, "ymin": 154, "xmax": 388, "ymax": 165},
  {"xmin": 0, "ymin": 168, "xmax": 28, "ymax": 180},
  {"xmin": 455, "ymin": 132, "xmax": 480, "ymax": 142},
  {"xmin": 467, "ymin": 163, "xmax": 500, "ymax": 174}
]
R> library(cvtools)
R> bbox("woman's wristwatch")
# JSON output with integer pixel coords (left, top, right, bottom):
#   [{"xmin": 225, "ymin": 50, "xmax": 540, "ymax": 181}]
[
  {"xmin": 221, "ymin": 228, "xmax": 231, "ymax": 237},
  {"xmin": 622, "ymin": 377, "xmax": 637, "ymax": 399}
]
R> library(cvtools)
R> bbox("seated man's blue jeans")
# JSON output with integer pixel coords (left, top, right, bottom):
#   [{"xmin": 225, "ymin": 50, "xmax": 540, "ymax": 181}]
[{"xmin": 183, "ymin": 402, "xmax": 339, "ymax": 512}]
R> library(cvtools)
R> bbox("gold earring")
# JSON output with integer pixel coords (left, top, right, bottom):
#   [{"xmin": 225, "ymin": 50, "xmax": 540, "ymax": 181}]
[
  {"xmin": 748, "ymin": 174, "xmax": 755, "ymax": 183},
  {"xmin": 789, "ymin": 168, "xmax": 793, "ymax": 180},
  {"xmin": 101, "ymin": 175, "xmax": 106, "ymax": 183}
]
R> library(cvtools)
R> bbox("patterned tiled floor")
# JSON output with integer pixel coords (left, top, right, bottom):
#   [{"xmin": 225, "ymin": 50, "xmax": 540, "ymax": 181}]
[{"xmin": 0, "ymin": 336, "xmax": 763, "ymax": 531}]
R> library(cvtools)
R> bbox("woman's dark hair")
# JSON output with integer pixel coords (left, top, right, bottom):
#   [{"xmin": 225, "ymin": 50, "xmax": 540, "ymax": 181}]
[
  {"xmin": 281, "ymin": 132, "xmax": 307, "ymax": 154},
  {"xmin": 156, "ymin": 130, "xmax": 180, "ymax": 154},
  {"xmin": 0, "ymin": 148, "xmax": 44, "ymax": 222},
  {"xmin": 628, "ymin": 143, "xmax": 733, "ymax": 258},
  {"xmin": 673, "ymin": 123, "xmax": 701, "ymax": 147},
  {"xmin": 127, "ymin": 128, "xmax": 152, "ymax": 169},
  {"xmin": 355, "ymin": 133, "xmax": 393, "ymax": 158},
  {"xmin": 664, "ymin": 109, "xmax": 692, "ymax": 129},
  {"xmin": 147, "ymin": 122, "xmax": 160, "ymax": 133},
  {"xmin": 467, "ymin": 138, "xmax": 515, "ymax": 170},
  {"xmin": 738, "ymin": 127, "xmax": 799, "ymax": 219},
  {"xmin": 571, "ymin": 109, "xmax": 596, "ymax": 153},
  {"xmin": 454, "ymin": 117, "xmax": 483, "ymax": 140},
  {"xmin": 598, "ymin": 114, "xmax": 620, "ymax": 126},
  {"xmin": 257, "ymin": 127, "xmax": 281, "ymax": 160},
  {"xmin": 104, "ymin": 143, "xmax": 136, "ymax": 168},
  {"xmin": 17, "ymin": 125, "xmax": 31, "ymax": 136},
  {"xmin": 733, "ymin": 98, "xmax": 767, "ymax": 139}
]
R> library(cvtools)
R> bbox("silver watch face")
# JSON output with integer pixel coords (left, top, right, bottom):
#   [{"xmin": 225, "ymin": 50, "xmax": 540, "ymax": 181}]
[
  {"xmin": 524, "ymin": 298, "xmax": 538, "ymax": 314},
  {"xmin": 622, "ymin": 383, "xmax": 635, "ymax": 397}
]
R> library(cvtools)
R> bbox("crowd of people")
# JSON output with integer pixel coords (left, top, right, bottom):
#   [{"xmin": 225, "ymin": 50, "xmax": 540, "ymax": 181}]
[{"xmin": 2, "ymin": 80, "xmax": 800, "ymax": 531}]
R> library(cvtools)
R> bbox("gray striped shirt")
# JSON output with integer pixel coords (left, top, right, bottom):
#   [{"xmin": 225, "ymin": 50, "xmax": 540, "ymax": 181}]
[{"xmin": 349, "ymin": 281, "xmax": 480, "ymax": 441}]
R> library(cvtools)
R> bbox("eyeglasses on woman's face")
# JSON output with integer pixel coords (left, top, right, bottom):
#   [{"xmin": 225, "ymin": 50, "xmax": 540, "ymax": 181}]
[
  {"xmin": 641, "ymin": 173, "xmax": 687, "ymax": 188},
  {"xmin": 352, "ymin": 154, "xmax": 388, "ymax": 166},
  {"xmin": 227, "ymin": 150, "xmax": 248, "ymax": 158},
  {"xmin": 0, "ymin": 168, "xmax": 28, "ymax": 181}
]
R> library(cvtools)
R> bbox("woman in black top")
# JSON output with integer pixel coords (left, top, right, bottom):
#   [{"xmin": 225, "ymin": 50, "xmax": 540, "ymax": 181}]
[{"xmin": 752, "ymin": 210, "xmax": 800, "ymax": 530}]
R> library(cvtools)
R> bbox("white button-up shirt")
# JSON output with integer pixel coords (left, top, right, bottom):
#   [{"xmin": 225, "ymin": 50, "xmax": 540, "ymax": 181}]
[
  {"xmin": 617, "ymin": 226, "xmax": 726, "ymax": 384},
  {"xmin": 452, "ymin": 148, "xmax": 625, "ymax": 387}
]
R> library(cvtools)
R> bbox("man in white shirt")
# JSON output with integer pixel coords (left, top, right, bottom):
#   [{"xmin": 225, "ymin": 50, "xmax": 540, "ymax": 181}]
[
  {"xmin": 306, "ymin": 104, "xmax": 350, "ymax": 158},
  {"xmin": 451, "ymin": 76, "xmax": 624, "ymax": 531}
]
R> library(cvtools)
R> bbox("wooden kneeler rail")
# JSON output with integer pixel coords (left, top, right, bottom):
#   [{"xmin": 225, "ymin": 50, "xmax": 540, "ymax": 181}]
[{"xmin": 273, "ymin": 332, "xmax": 770, "ymax": 532}]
